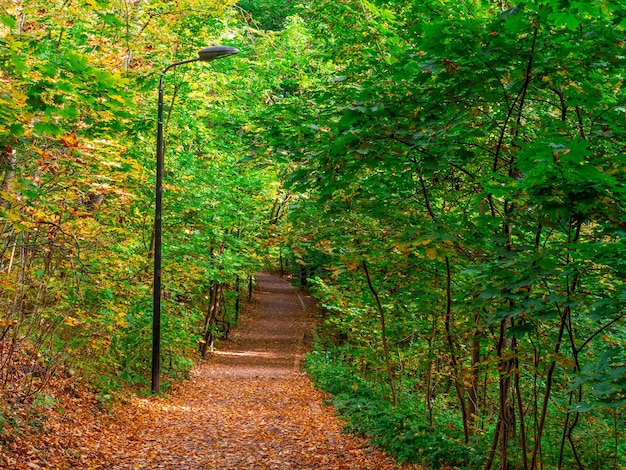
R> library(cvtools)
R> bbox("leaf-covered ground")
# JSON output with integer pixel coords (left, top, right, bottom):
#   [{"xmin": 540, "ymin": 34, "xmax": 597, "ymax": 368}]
[{"xmin": 4, "ymin": 273, "xmax": 417, "ymax": 469}]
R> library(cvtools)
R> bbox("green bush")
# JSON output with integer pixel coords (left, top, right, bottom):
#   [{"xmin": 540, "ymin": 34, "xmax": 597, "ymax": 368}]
[{"xmin": 305, "ymin": 344, "xmax": 486, "ymax": 468}]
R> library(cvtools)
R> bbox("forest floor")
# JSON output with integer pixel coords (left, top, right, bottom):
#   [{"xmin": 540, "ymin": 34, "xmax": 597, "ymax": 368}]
[{"xmin": 3, "ymin": 273, "xmax": 417, "ymax": 469}]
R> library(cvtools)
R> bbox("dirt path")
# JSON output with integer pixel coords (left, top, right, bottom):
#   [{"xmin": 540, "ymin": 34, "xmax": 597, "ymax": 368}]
[{"xmin": 80, "ymin": 273, "xmax": 405, "ymax": 469}]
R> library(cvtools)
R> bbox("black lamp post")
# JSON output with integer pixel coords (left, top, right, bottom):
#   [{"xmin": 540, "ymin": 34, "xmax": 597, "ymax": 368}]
[{"xmin": 152, "ymin": 45, "xmax": 239, "ymax": 394}]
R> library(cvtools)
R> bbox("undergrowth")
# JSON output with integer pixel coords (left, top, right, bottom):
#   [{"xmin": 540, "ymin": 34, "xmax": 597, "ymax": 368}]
[{"xmin": 305, "ymin": 343, "xmax": 486, "ymax": 469}]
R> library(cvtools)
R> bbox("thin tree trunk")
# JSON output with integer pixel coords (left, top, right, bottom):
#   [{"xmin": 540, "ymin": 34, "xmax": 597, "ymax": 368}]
[
  {"xmin": 235, "ymin": 274, "xmax": 240, "ymax": 323},
  {"xmin": 513, "ymin": 337, "xmax": 528, "ymax": 470},
  {"xmin": 444, "ymin": 256, "xmax": 470, "ymax": 442},
  {"xmin": 467, "ymin": 310, "xmax": 481, "ymax": 433},
  {"xmin": 200, "ymin": 282, "xmax": 223, "ymax": 358},
  {"xmin": 425, "ymin": 335, "xmax": 435, "ymax": 428},
  {"xmin": 361, "ymin": 260, "xmax": 397, "ymax": 407},
  {"xmin": 530, "ymin": 311, "xmax": 567, "ymax": 469},
  {"xmin": 486, "ymin": 317, "xmax": 516, "ymax": 470}
]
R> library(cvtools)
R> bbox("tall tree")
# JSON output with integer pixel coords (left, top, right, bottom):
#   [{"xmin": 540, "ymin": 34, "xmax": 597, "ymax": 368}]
[{"xmin": 268, "ymin": 0, "xmax": 626, "ymax": 468}]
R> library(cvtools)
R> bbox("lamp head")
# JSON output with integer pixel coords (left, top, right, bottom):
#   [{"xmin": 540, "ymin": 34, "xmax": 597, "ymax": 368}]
[{"xmin": 198, "ymin": 45, "xmax": 240, "ymax": 62}]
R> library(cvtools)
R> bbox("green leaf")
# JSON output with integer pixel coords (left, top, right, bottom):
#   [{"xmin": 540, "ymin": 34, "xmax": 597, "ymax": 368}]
[
  {"xmin": 1, "ymin": 15, "xmax": 16, "ymax": 29},
  {"xmin": 58, "ymin": 106, "xmax": 79, "ymax": 119},
  {"xmin": 33, "ymin": 121, "xmax": 62, "ymax": 136},
  {"xmin": 9, "ymin": 123, "xmax": 25, "ymax": 136},
  {"xmin": 65, "ymin": 51, "xmax": 90, "ymax": 73}
]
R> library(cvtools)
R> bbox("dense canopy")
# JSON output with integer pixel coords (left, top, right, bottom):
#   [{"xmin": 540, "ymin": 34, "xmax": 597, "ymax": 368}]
[{"xmin": 0, "ymin": 0, "xmax": 624, "ymax": 468}]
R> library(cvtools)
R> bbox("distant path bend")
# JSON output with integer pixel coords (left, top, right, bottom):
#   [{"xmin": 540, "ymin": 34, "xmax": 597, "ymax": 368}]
[
  {"xmin": 205, "ymin": 272, "xmax": 314, "ymax": 377},
  {"xmin": 92, "ymin": 273, "xmax": 404, "ymax": 469}
]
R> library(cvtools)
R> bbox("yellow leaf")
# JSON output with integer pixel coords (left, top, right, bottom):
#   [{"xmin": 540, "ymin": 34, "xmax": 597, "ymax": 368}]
[
  {"xmin": 59, "ymin": 133, "xmax": 80, "ymax": 148},
  {"xmin": 426, "ymin": 247, "xmax": 437, "ymax": 260},
  {"xmin": 64, "ymin": 316, "xmax": 81, "ymax": 327}
]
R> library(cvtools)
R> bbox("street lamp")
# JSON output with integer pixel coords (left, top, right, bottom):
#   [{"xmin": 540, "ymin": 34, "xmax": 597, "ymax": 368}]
[{"xmin": 152, "ymin": 45, "xmax": 239, "ymax": 394}]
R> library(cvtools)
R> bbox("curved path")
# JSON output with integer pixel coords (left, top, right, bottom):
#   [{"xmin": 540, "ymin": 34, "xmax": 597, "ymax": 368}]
[{"xmin": 90, "ymin": 273, "xmax": 404, "ymax": 469}]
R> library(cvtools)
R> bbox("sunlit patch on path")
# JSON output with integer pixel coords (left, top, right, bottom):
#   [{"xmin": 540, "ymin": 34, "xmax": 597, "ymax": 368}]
[{"xmin": 80, "ymin": 273, "xmax": 409, "ymax": 469}]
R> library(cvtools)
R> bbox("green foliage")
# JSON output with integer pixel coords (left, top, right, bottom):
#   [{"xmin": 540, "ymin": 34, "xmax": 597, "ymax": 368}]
[
  {"xmin": 268, "ymin": 0, "xmax": 626, "ymax": 467},
  {"xmin": 238, "ymin": 0, "xmax": 297, "ymax": 31},
  {"xmin": 306, "ymin": 344, "xmax": 486, "ymax": 468},
  {"xmin": 0, "ymin": 0, "xmax": 280, "ymax": 400},
  {"xmin": 1, "ymin": 0, "xmax": 625, "ymax": 466}
]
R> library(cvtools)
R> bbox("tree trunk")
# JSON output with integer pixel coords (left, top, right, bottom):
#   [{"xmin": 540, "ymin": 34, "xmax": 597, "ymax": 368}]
[
  {"xmin": 444, "ymin": 256, "xmax": 470, "ymax": 443},
  {"xmin": 362, "ymin": 260, "xmax": 397, "ymax": 407},
  {"xmin": 467, "ymin": 310, "xmax": 481, "ymax": 433},
  {"xmin": 200, "ymin": 282, "xmax": 223, "ymax": 358}
]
